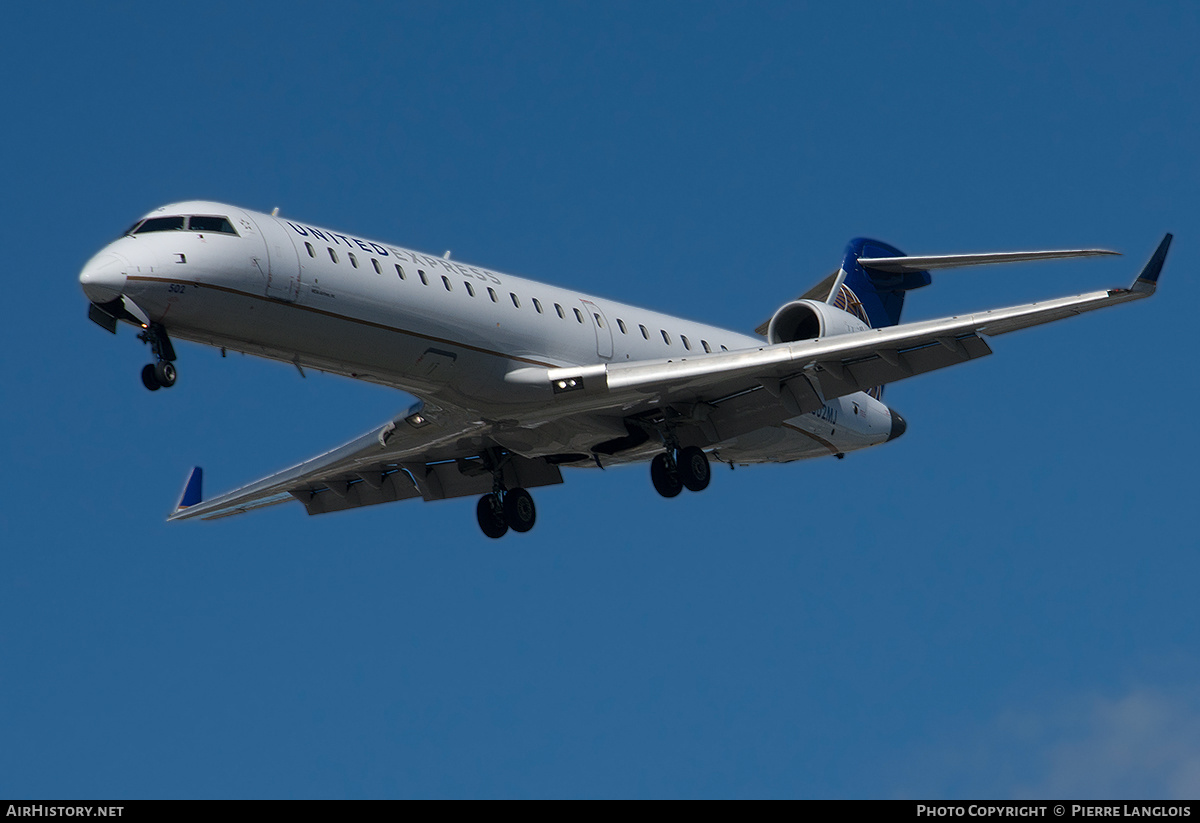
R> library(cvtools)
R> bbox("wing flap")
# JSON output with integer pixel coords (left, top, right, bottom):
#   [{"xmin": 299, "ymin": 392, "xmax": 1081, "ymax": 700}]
[
  {"xmin": 831, "ymin": 333, "xmax": 995, "ymax": 390},
  {"xmin": 289, "ymin": 469, "xmax": 423, "ymax": 516}
]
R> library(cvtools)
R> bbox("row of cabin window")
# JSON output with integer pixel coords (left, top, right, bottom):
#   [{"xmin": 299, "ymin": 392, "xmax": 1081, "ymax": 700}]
[{"xmin": 303, "ymin": 241, "xmax": 729, "ymax": 354}]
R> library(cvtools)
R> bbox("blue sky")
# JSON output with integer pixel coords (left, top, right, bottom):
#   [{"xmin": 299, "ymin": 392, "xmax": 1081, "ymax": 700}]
[{"xmin": 3, "ymin": 1, "xmax": 1198, "ymax": 799}]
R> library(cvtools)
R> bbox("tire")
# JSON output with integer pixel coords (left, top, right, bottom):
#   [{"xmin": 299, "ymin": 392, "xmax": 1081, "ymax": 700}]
[
  {"xmin": 154, "ymin": 360, "xmax": 177, "ymax": 388},
  {"xmin": 650, "ymin": 453, "xmax": 682, "ymax": 498},
  {"xmin": 141, "ymin": 363, "xmax": 161, "ymax": 391},
  {"xmin": 678, "ymin": 446, "xmax": 711, "ymax": 492},
  {"xmin": 476, "ymin": 494, "xmax": 508, "ymax": 539},
  {"xmin": 503, "ymin": 488, "xmax": 536, "ymax": 533}
]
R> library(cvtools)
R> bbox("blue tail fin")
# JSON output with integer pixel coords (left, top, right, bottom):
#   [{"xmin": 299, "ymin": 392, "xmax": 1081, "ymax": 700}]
[
  {"xmin": 176, "ymin": 467, "xmax": 203, "ymax": 511},
  {"xmin": 838, "ymin": 238, "xmax": 932, "ymax": 329}
]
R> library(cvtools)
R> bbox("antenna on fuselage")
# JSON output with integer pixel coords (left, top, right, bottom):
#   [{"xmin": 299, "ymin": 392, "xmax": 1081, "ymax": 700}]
[
  {"xmin": 271, "ymin": 207, "xmax": 280, "ymax": 217},
  {"xmin": 443, "ymin": 251, "xmax": 452, "ymax": 259}
]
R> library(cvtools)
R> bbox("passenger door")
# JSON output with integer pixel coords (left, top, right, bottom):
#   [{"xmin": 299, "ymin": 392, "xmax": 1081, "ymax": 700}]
[
  {"xmin": 254, "ymin": 216, "xmax": 302, "ymax": 302},
  {"xmin": 580, "ymin": 300, "xmax": 613, "ymax": 359}
]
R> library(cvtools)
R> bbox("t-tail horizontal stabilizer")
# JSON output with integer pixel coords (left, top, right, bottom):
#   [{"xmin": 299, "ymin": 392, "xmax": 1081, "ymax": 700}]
[
  {"xmin": 176, "ymin": 467, "xmax": 203, "ymax": 512},
  {"xmin": 857, "ymin": 248, "xmax": 1120, "ymax": 273}
]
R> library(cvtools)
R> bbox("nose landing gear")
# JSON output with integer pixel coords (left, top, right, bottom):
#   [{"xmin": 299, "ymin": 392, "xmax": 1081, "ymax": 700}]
[{"xmin": 138, "ymin": 323, "xmax": 178, "ymax": 391}]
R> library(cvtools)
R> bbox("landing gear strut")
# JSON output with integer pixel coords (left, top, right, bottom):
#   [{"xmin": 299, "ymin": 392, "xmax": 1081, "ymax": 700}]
[{"xmin": 138, "ymin": 322, "xmax": 178, "ymax": 391}]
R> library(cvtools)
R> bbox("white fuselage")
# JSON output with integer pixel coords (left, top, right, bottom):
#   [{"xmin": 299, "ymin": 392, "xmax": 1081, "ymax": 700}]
[{"xmin": 80, "ymin": 201, "xmax": 897, "ymax": 465}]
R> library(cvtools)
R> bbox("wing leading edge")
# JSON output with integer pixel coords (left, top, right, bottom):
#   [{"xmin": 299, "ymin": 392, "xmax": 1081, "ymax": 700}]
[{"xmin": 547, "ymin": 234, "xmax": 1171, "ymax": 411}]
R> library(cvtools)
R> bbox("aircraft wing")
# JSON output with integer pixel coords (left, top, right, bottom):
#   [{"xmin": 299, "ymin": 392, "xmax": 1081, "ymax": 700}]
[
  {"xmin": 169, "ymin": 235, "xmax": 1168, "ymax": 521},
  {"xmin": 168, "ymin": 399, "xmax": 563, "ymax": 521},
  {"xmin": 543, "ymin": 234, "xmax": 1171, "ymax": 416}
]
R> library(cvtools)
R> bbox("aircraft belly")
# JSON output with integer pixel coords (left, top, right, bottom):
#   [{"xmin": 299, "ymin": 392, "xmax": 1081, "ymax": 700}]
[
  {"xmin": 710, "ymin": 393, "xmax": 891, "ymax": 463},
  {"xmin": 714, "ymin": 425, "xmax": 840, "ymax": 463}
]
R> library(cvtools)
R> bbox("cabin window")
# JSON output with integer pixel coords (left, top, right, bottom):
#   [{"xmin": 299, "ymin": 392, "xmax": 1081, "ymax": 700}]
[
  {"xmin": 349, "ymin": 252, "xmax": 358, "ymax": 268},
  {"xmin": 720, "ymin": 345, "xmax": 729, "ymax": 351},
  {"xmin": 488, "ymin": 288, "xmax": 498, "ymax": 302},
  {"xmin": 395, "ymin": 264, "xmax": 406, "ymax": 279},
  {"xmin": 328, "ymin": 247, "xmax": 338, "ymax": 263},
  {"xmin": 442, "ymin": 276, "xmax": 452, "ymax": 291},
  {"xmin": 661, "ymin": 330, "xmax": 671, "ymax": 345},
  {"xmin": 465, "ymin": 282, "xmax": 475, "ymax": 297},
  {"xmin": 617, "ymin": 319, "xmax": 627, "ymax": 334},
  {"xmin": 639, "ymin": 324, "xmax": 649, "ymax": 339},
  {"xmin": 510, "ymin": 293, "xmax": 521, "ymax": 308},
  {"xmin": 555, "ymin": 303, "xmax": 565, "ymax": 319},
  {"xmin": 533, "ymin": 298, "xmax": 543, "ymax": 314},
  {"xmin": 135, "ymin": 216, "xmax": 185, "ymax": 234},
  {"xmin": 573, "ymin": 308, "xmax": 584, "ymax": 323},
  {"xmin": 702, "ymin": 340, "xmax": 711, "ymax": 353},
  {"xmin": 681, "ymin": 335, "xmax": 691, "ymax": 351},
  {"xmin": 418, "ymin": 270, "xmax": 428, "ymax": 285},
  {"xmin": 305, "ymin": 242, "xmax": 315, "ymax": 258},
  {"xmin": 372, "ymin": 258, "xmax": 381, "ymax": 274}
]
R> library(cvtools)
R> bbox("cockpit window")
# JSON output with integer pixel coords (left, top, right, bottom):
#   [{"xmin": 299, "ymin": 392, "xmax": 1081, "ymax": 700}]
[
  {"xmin": 122, "ymin": 221, "xmax": 143, "ymax": 236},
  {"xmin": 187, "ymin": 215, "xmax": 237, "ymax": 234},
  {"xmin": 130, "ymin": 215, "xmax": 239, "ymax": 236},
  {"xmin": 135, "ymin": 216, "xmax": 185, "ymax": 234}
]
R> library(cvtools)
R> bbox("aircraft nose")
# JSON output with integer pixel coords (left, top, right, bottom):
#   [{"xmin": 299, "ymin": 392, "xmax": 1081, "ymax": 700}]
[
  {"xmin": 887, "ymin": 409, "xmax": 907, "ymax": 441},
  {"xmin": 79, "ymin": 251, "xmax": 129, "ymax": 303}
]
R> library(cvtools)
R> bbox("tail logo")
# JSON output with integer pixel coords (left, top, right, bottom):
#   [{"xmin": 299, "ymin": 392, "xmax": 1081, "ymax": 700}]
[{"xmin": 833, "ymin": 284, "xmax": 870, "ymax": 327}]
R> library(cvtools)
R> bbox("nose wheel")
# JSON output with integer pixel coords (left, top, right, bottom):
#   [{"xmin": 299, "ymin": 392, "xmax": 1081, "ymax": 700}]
[
  {"xmin": 138, "ymin": 323, "xmax": 178, "ymax": 391},
  {"xmin": 141, "ymin": 362, "xmax": 177, "ymax": 391}
]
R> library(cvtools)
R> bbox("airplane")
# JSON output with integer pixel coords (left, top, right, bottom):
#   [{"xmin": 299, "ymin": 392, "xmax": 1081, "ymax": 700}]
[{"xmin": 78, "ymin": 201, "xmax": 1172, "ymax": 537}]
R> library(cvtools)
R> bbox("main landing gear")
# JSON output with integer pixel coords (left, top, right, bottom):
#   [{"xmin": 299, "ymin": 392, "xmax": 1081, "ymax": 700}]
[
  {"xmin": 138, "ymin": 323, "xmax": 178, "ymax": 391},
  {"xmin": 476, "ymin": 488, "xmax": 536, "ymax": 539},
  {"xmin": 650, "ymin": 445, "xmax": 711, "ymax": 498},
  {"xmin": 474, "ymin": 448, "xmax": 537, "ymax": 539}
]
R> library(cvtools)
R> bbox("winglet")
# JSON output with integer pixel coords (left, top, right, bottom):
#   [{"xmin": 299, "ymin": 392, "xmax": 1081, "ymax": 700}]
[
  {"xmin": 176, "ymin": 467, "xmax": 203, "ymax": 511},
  {"xmin": 1132, "ymin": 233, "xmax": 1172, "ymax": 294}
]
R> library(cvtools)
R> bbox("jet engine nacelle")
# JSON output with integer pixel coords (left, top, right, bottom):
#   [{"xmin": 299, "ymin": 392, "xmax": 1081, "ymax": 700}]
[{"xmin": 765, "ymin": 299, "xmax": 870, "ymax": 344}]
